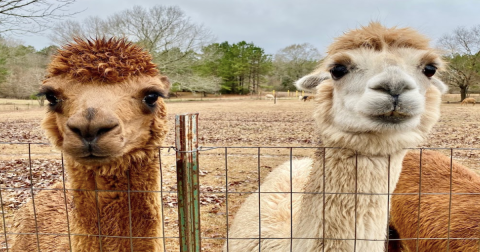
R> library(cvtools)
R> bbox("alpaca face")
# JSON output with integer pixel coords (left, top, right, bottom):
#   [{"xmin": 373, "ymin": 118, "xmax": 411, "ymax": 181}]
[
  {"xmin": 296, "ymin": 47, "xmax": 446, "ymax": 134},
  {"xmin": 294, "ymin": 23, "xmax": 448, "ymax": 154},
  {"xmin": 38, "ymin": 38, "xmax": 170, "ymax": 166},
  {"xmin": 39, "ymin": 75, "xmax": 170, "ymax": 165},
  {"xmin": 326, "ymin": 47, "xmax": 445, "ymax": 133}
]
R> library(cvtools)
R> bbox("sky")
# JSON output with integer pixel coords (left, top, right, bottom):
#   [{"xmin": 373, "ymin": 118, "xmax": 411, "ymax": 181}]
[{"xmin": 15, "ymin": 0, "xmax": 480, "ymax": 55}]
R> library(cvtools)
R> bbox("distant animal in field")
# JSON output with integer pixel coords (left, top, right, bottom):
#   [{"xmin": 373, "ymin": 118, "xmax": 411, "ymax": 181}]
[
  {"xmin": 301, "ymin": 95, "xmax": 314, "ymax": 102},
  {"xmin": 265, "ymin": 94, "xmax": 274, "ymax": 100},
  {"xmin": 461, "ymin": 97, "xmax": 476, "ymax": 105}
]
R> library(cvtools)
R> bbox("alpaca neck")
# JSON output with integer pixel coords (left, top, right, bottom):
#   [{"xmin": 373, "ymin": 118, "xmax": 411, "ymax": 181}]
[
  {"xmin": 293, "ymin": 148, "xmax": 405, "ymax": 252},
  {"xmin": 66, "ymin": 148, "xmax": 163, "ymax": 251}
]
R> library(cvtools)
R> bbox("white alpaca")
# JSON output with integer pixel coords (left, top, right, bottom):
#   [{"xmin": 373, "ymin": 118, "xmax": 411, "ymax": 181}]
[
  {"xmin": 224, "ymin": 23, "xmax": 447, "ymax": 252},
  {"xmin": 265, "ymin": 94, "xmax": 274, "ymax": 100}
]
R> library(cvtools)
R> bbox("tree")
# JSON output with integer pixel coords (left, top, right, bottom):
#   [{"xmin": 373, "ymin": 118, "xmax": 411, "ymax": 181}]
[
  {"xmin": 438, "ymin": 26, "xmax": 480, "ymax": 101},
  {"xmin": 48, "ymin": 17, "xmax": 108, "ymax": 43},
  {"xmin": 171, "ymin": 74, "xmax": 221, "ymax": 97},
  {"xmin": 273, "ymin": 43, "xmax": 321, "ymax": 90},
  {"xmin": 0, "ymin": 38, "xmax": 49, "ymax": 98},
  {"xmin": 50, "ymin": 5, "xmax": 214, "ymax": 76},
  {"xmin": 0, "ymin": 0, "xmax": 77, "ymax": 34},
  {"xmin": 197, "ymin": 41, "xmax": 272, "ymax": 94},
  {"xmin": 50, "ymin": 5, "xmax": 217, "ymax": 95},
  {"xmin": 36, "ymin": 44, "xmax": 58, "ymax": 56}
]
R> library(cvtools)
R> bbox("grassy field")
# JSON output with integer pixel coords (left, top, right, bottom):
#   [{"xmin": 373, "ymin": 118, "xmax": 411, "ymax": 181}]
[{"xmin": 0, "ymin": 98, "xmax": 479, "ymax": 251}]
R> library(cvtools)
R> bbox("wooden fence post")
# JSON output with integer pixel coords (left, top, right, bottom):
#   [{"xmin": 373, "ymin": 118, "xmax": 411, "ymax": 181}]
[{"xmin": 175, "ymin": 113, "xmax": 201, "ymax": 252}]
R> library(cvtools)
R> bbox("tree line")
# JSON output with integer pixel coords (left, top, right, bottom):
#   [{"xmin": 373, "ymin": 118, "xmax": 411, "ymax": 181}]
[
  {"xmin": 0, "ymin": 2, "xmax": 478, "ymax": 100},
  {"xmin": 0, "ymin": 40, "xmax": 57, "ymax": 99}
]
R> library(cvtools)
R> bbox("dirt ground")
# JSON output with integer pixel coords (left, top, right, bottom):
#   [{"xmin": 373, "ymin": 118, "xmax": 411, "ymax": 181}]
[{"xmin": 0, "ymin": 98, "xmax": 479, "ymax": 251}]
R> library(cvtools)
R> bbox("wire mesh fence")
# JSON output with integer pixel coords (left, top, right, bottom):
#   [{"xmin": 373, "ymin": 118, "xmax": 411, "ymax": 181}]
[{"xmin": 0, "ymin": 141, "xmax": 479, "ymax": 251}]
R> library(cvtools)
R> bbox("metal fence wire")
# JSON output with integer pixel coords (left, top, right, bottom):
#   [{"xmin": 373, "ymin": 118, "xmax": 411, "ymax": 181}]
[{"xmin": 0, "ymin": 115, "xmax": 479, "ymax": 251}]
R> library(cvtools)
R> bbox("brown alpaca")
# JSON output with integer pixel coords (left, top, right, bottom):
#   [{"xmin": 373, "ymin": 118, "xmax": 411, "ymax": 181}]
[
  {"xmin": 301, "ymin": 95, "xmax": 315, "ymax": 102},
  {"xmin": 9, "ymin": 38, "xmax": 170, "ymax": 251},
  {"xmin": 388, "ymin": 150, "xmax": 480, "ymax": 251},
  {"xmin": 461, "ymin": 97, "xmax": 476, "ymax": 105}
]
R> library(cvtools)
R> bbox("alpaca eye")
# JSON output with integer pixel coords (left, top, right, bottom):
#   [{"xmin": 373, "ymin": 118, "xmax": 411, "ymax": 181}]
[
  {"xmin": 45, "ymin": 93, "xmax": 60, "ymax": 106},
  {"xmin": 330, "ymin": 65, "xmax": 349, "ymax": 80},
  {"xmin": 143, "ymin": 93, "xmax": 159, "ymax": 107},
  {"xmin": 423, "ymin": 64, "xmax": 437, "ymax": 78}
]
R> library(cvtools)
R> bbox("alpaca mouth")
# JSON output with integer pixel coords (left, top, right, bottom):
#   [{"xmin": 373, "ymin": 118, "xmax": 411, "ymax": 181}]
[
  {"xmin": 62, "ymin": 139, "xmax": 124, "ymax": 163},
  {"xmin": 85, "ymin": 154, "xmax": 107, "ymax": 159},
  {"xmin": 373, "ymin": 110, "xmax": 411, "ymax": 124},
  {"xmin": 76, "ymin": 153, "xmax": 112, "ymax": 163}
]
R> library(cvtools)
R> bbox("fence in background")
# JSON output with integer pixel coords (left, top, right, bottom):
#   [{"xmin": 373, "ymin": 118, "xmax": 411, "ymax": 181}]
[
  {"xmin": 0, "ymin": 92, "xmax": 314, "ymax": 111},
  {"xmin": 0, "ymin": 103, "xmax": 39, "ymax": 111},
  {"xmin": 0, "ymin": 93, "xmax": 471, "ymax": 112},
  {"xmin": 1, "ymin": 115, "xmax": 480, "ymax": 251}
]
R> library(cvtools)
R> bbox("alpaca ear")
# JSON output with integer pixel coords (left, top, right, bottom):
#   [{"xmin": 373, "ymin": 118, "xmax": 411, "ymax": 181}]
[
  {"xmin": 295, "ymin": 72, "xmax": 330, "ymax": 92},
  {"xmin": 431, "ymin": 78, "xmax": 448, "ymax": 94},
  {"xmin": 160, "ymin": 76, "xmax": 171, "ymax": 90}
]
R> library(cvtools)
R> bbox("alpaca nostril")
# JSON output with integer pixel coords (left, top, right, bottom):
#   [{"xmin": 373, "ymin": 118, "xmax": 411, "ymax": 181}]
[
  {"xmin": 84, "ymin": 124, "xmax": 119, "ymax": 143},
  {"xmin": 372, "ymin": 85, "xmax": 408, "ymax": 97},
  {"xmin": 96, "ymin": 124, "xmax": 119, "ymax": 137},
  {"xmin": 67, "ymin": 123, "xmax": 96, "ymax": 143},
  {"xmin": 371, "ymin": 86, "xmax": 390, "ymax": 94},
  {"xmin": 67, "ymin": 124, "xmax": 83, "ymax": 138}
]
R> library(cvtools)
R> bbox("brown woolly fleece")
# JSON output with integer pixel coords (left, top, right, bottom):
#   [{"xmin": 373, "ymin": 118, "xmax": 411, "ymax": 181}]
[
  {"xmin": 47, "ymin": 37, "xmax": 159, "ymax": 83},
  {"xmin": 389, "ymin": 150, "xmax": 480, "ymax": 251},
  {"xmin": 9, "ymin": 38, "xmax": 170, "ymax": 251}
]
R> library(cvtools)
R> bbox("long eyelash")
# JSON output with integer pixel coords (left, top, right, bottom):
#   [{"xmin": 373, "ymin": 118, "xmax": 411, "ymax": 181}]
[
  {"xmin": 37, "ymin": 86, "xmax": 58, "ymax": 97},
  {"xmin": 143, "ymin": 87, "xmax": 168, "ymax": 99},
  {"xmin": 150, "ymin": 91, "xmax": 166, "ymax": 99}
]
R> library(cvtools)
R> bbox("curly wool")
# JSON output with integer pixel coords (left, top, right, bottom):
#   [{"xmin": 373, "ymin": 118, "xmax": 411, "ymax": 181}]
[{"xmin": 47, "ymin": 37, "xmax": 159, "ymax": 83}]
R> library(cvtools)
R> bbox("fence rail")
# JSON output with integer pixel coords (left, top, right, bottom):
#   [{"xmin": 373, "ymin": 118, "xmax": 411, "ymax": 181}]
[{"xmin": 0, "ymin": 103, "xmax": 39, "ymax": 111}]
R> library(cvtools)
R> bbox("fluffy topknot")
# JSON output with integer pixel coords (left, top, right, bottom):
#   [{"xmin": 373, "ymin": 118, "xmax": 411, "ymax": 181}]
[
  {"xmin": 47, "ymin": 37, "xmax": 159, "ymax": 83},
  {"xmin": 328, "ymin": 22, "xmax": 431, "ymax": 55}
]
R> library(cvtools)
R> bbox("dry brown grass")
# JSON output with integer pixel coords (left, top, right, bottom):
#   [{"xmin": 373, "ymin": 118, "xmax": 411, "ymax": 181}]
[{"xmin": 0, "ymin": 98, "xmax": 479, "ymax": 251}]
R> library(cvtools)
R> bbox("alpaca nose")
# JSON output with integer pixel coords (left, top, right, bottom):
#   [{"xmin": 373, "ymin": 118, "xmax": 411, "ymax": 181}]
[
  {"xmin": 67, "ymin": 108, "xmax": 119, "ymax": 144},
  {"xmin": 67, "ymin": 123, "xmax": 118, "ymax": 143},
  {"xmin": 369, "ymin": 67, "xmax": 416, "ymax": 96},
  {"xmin": 372, "ymin": 81, "xmax": 410, "ymax": 97}
]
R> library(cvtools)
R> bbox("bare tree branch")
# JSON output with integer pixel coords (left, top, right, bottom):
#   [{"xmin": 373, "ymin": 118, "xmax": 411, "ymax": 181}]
[
  {"xmin": 50, "ymin": 4, "xmax": 215, "ymax": 77},
  {"xmin": 272, "ymin": 43, "xmax": 321, "ymax": 90},
  {"xmin": 0, "ymin": 0, "xmax": 79, "ymax": 34}
]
